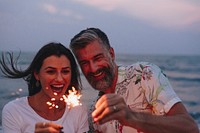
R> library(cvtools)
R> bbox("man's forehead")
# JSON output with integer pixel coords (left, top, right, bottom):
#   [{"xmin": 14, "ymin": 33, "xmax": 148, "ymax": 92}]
[{"xmin": 75, "ymin": 43, "xmax": 107, "ymax": 60}]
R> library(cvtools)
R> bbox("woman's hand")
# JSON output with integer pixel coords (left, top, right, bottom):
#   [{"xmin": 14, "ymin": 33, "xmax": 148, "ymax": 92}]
[{"xmin": 35, "ymin": 122, "xmax": 63, "ymax": 133}]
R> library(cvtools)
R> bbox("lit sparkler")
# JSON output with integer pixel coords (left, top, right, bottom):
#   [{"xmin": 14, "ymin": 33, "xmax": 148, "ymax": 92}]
[
  {"xmin": 47, "ymin": 86, "xmax": 82, "ymax": 109},
  {"xmin": 63, "ymin": 86, "xmax": 82, "ymax": 108}
]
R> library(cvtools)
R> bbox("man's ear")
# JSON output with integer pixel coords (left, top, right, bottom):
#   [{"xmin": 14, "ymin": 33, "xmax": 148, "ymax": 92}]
[{"xmin": 109, "ymin": 47, "xmax": 115, "ymax": 60}]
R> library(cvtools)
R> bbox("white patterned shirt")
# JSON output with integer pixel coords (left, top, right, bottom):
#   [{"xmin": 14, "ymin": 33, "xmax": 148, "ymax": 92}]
[{"xmin": 89, "ymin": 62, "xmax": 181, "ymax": 133}]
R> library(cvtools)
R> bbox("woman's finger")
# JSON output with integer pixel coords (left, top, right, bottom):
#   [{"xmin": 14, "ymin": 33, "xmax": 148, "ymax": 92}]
[{"xmin": 35, "ymin": 122, "xmax": 63, "ymax": 133}]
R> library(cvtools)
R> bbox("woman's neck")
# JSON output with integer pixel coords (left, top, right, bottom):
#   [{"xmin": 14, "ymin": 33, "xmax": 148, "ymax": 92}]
[{"xmin": 28, "ymin": 92, "xmax": 66, "ymax": 121}]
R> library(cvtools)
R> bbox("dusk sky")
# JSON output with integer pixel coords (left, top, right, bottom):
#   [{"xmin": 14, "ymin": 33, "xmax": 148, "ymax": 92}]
[{"xmin": 0, "ymin": 0, "xmax": 200, "ymax": 55}]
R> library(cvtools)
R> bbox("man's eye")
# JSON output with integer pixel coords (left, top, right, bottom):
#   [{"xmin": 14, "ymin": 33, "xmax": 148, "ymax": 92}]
[
  {"xmin": 95, "ymin": 55, "xmax": 104, "ymax": 61},
  {"xmin": 95, "ymin": 57, "xmax": 102, "ymax": 61},
  {"xmin": 80, "ymin": 61, "xmax": 88, "ymax": 66}
]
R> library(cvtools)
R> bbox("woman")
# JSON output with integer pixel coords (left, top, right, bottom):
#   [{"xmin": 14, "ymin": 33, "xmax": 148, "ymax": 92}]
[{"xmin": 0, "ymin": 42, "xmax": 89, "ymax": 133}]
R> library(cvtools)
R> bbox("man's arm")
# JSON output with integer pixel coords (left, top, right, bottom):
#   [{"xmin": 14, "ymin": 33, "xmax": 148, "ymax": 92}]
[
  {"xmin": 126, "ymin": 102, "xmax": 199, "ymax": 133},
  {"xmin": 92, "ymin": 94, "xmax": 199, "ymax": 133}
]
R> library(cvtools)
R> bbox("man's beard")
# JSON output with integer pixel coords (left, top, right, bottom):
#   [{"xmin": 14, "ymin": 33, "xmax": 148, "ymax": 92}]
[{"xmin": 86, "ymin": 66, "xmax": 115, "ymax": 92}]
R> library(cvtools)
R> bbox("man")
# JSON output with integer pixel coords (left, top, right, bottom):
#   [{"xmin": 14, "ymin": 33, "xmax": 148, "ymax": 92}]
[{"xmin": 70, "ymin": 28, "xmax": 199, "ymax": 133}]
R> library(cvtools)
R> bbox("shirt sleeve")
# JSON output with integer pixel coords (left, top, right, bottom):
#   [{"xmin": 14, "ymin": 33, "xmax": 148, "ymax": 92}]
[
  {"xmin": 140, "ymin": 62, "xmax": 181, "ymax": 115},
  {"xmin": 2, "ymin": 101, "xmax": 22, "ymax": 133}
]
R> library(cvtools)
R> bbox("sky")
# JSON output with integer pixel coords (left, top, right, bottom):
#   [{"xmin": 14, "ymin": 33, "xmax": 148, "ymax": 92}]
[{"xmin": 0, "ymin": 0, "xmax": 200, "ymax": 55}]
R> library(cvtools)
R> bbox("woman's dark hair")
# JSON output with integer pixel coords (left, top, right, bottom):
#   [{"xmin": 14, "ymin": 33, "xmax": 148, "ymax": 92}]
[{"xmin": 0, "ymin": 42, "xmax": 81, "ymax": 96}]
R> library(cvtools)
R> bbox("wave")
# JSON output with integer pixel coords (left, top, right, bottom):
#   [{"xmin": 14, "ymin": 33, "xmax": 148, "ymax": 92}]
[{"xmin": 168, "ymin": 76, "xmax": 200, "ymax": 82}]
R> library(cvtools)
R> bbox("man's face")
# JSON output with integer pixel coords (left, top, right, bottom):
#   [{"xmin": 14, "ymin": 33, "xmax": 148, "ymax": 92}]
[{"xmin": 75, "ymin": 40, "xmax": 116, "ymax": 92}]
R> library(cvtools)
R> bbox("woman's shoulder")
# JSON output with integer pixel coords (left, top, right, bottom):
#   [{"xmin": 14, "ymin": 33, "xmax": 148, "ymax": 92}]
[{"xmin": 3, "ymin": 97, "xmax": 28, "ymax": 111}]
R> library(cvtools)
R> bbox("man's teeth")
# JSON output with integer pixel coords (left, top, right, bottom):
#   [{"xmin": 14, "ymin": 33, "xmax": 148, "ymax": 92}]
[{"xmin": 94, "ymin": 72, "xmax": 103, "ymax": 77}]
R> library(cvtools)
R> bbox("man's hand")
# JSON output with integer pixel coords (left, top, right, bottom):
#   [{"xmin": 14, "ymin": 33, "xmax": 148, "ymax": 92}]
[{"xmin": 92, "ymin": 94, "xmax": 132, "ymax": 125}]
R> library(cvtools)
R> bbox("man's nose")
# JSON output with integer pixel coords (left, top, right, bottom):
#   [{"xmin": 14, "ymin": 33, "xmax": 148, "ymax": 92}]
[{"xmin": 89, "ymin": 62, "xmax": 99, "ymax": 73}]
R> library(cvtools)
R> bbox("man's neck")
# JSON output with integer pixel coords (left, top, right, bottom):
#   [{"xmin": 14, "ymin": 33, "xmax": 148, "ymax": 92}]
[{"xmin": 105, "ymin": 65, "xmax": 118, "ymax": 94}]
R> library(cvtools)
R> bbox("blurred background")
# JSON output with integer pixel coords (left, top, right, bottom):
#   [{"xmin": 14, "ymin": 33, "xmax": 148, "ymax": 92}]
[
  {"xmin": 0, "ymin": 0, "xmax": 200, "ymax": 131},
  {"xmin": 0, "ymin": 0, "xmax": 200, "ymax": 55}
]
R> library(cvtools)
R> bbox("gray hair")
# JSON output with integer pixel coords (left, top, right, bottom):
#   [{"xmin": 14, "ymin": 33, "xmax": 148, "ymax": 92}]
[{"xmin": 70, "ymin": 28, "xmax": 111, "ymax": 53}]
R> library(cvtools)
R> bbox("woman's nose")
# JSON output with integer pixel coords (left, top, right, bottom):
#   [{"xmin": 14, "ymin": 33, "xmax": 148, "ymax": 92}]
[{"xmin": 55, "ymin": 73, "xmax": 63, "ymax": 81}]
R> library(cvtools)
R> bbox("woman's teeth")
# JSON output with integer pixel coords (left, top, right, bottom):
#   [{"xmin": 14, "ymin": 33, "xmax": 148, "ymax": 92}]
[
  {"xmin": 51, "ymin": 85, "xmax": 64, "ymax": 93},
  {"xmin": 52, "ymin": 85, "xmax": 64, "ymax": 88}
]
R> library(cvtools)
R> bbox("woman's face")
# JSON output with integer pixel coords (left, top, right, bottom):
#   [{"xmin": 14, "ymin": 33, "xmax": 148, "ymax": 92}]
[{"xmin": 34, "ymin": 55, "xmax": 71, "ymax": 99}]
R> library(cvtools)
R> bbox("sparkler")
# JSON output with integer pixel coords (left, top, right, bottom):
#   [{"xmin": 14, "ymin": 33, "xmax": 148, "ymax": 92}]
[
  {"xmin": 62, "ymin": 87, "xmax": 82, "ymax": 108},
  {"xmin": 47, "ymin": 86, "xmax": 82, "ymax": 109}
]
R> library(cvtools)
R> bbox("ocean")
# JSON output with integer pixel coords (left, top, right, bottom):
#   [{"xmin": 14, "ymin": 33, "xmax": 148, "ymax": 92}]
[{"xmin": 0, "ymin": 52, "xmax": 200, "ymax": 131}]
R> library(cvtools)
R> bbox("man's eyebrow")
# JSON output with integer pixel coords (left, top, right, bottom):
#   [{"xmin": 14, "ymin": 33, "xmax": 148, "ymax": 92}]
[
  {"xmin": 94, "ymin": 53, "xmax": 103, "ymax": 58},
  {"xmin": 78, "ymin": 53, "xmax": 103, "ymax": 63}
]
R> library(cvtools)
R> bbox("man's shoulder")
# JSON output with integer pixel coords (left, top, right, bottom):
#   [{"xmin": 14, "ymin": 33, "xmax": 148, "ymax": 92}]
[{"xmin": 118, "ymin": 62, "xmax": 159, "ymax": 71}]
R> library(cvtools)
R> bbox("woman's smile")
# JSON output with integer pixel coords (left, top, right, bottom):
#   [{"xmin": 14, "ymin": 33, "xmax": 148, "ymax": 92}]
[{"xmin": 50, "ymin": 84, "xmax": 65, "ymax": 94}]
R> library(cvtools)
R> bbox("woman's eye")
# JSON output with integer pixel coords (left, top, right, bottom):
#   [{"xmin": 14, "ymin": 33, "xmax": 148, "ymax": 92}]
[
  {"xmin": 62, "ymin": 70, "xmax": 70, "ymax": 74},
  {"xmin": 46, "ymin": 70, "xmax": 55, "ymax": 74}
]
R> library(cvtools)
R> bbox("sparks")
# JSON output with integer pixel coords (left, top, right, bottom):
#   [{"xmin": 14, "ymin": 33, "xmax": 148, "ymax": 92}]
[
  {"xmin": 46, "ymin": 86, "xmax": 82, "ymax": 109},
  {"xmin": 64, "ymin": 86, "xmax": 82, "ymax": 109}
]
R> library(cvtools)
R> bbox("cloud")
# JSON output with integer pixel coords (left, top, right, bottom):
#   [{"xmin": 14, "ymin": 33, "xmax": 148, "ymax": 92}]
[
  {"xmin": 41, "ymin": 3, "xmax": 83, "ymax": 21},
  {"xmin": 42, "ymin": 3, "xmax": 58, "ymax": 14},
  {"xmin": 60, "ymin": 9, "xmax": 83, "ymax": 20},
  {"xmin": 73, "ymin": 0, "xmax": 122, "ymax": 11},
  {"xmin": 73, "ymin": 0, "xmax": 200, "ymax": 29}
]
